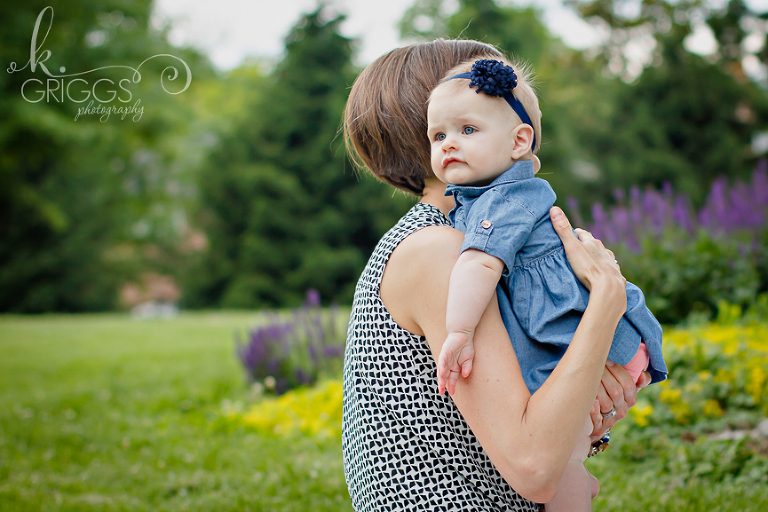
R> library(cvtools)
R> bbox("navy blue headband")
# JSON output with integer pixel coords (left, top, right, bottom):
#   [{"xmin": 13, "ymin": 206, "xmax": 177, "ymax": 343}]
[{"xmin": 450, "ymin": 59, "xmax": 536, "ymax": 151}]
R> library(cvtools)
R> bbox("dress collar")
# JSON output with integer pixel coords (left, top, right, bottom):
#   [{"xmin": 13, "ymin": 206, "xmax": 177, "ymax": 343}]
[{"xmin": 444, "ymin": 160, "xmax": 535, "ymax": 197}]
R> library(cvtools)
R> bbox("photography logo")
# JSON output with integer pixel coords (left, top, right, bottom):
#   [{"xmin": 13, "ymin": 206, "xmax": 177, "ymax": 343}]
[{"xmin": 7, "ymin": 6, "xmax": 192, "ymax": 122}]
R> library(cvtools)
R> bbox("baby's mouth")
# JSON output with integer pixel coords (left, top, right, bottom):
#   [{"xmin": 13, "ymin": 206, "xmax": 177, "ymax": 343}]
[{"xmin": 442, "ymin": 157, "xmax": 462, "ymax": 167}]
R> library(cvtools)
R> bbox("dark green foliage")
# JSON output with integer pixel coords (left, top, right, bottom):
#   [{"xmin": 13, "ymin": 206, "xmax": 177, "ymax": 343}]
[
  {"xmin": 188, "ymin": 7, "xmax": 414, "ymax": 309},
  {"xmin": 571, "ymin": 0, "xmax": 768, "ymax": 206},
  {"xmin": 4, "ymin": 0, "xmax": 767, "ymax": 313},
  {"xmin": 0, "ymin": 1, "xmax": 211, "ymax": 312},
  {"xmin": 403, "ymin": 0, "xmax": 768, "ymax": 212},
  {"xmin": 400, "ymin": 0, "xmax": 551, "ymax": 65},
  {"xmin": 589, "ymin": 38, "xmax": 768, "ymax": 206},
  {"xmin": 619, "ymin": 229, "xmax": 762, "ymax": 324},
  {"xmin": 581, "ymin": 166, "xmax": 768, "ymax": 323}
]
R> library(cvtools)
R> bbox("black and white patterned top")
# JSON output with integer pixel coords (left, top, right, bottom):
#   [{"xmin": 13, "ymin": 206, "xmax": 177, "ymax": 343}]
[{"xmin": 342, "ymin": 202, "xmax": 541, "ymax": 511}]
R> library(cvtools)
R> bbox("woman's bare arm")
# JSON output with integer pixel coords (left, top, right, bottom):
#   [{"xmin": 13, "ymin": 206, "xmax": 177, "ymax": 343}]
[
  {"xmin": 438, "ymin": 249, "xmax": 504, "ymax": 395},
  {"xmin": 382, "ymin": 209, "xmax": 627, "ymax": 503}
]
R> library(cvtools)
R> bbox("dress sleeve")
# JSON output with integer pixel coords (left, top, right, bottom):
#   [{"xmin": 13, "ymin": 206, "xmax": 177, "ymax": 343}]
[{"xmin": 460, "ymin": 188, "xmax": 538, "ymax": 271}]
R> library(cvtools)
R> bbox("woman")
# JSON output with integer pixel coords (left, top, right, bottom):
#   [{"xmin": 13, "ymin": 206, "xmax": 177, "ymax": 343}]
[{"xmin": 342, "ymin": 39, "xmax": 649, "ymax": 511}]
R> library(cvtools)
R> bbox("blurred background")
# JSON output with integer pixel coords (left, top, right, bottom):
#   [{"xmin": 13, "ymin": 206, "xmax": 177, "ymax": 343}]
[
  {"xmin": 2, "ymin": 2, "xmax": 768, "ymax": 511},
  {"xmin": 2, "ymin": 0, "xmax": 767, "ymax": 321}
]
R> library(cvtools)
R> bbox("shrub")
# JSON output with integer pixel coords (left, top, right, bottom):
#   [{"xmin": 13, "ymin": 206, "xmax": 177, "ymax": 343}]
[
  {"xmin": 568, "ymin": 161, "xmax": 768, "ymax": 323},
  {"xmin": 602, "ymin": 317, "xmax": 768, "ymax": 486},
  {"xmin": 632, "ymin": 321, "xmax": 768, "ymax": 430},
  {"xmin": 228, "ymin": 380, "xmax": 343, "ymax": 438},
  {"xmin": 235, "ymin": 290, "xmax": 345, "ymax": 395}
]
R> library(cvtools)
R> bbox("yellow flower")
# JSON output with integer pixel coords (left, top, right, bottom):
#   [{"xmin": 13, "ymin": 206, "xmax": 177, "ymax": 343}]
[
  {"xmin": 238, "ymin": 380, "xmax": 343, "ymax": 438},
  {"xmin": 702, "ymin": 399, "xmax": 724, "ymax": 418},
  {"xmin": 670, "ymin": 401, "xmax": 693, "ymax": 425},
  {"xmin": 630, "ymin": 402, "xmax": 653, "ymax": 427},
  {"xmin": 746, "ymin": 365, "xmax": 767, "ymax": 404},
  {"xmin": 660, "ymin": 387, "xmax": 682, "ymax": 405},
  {"xmin": 713, "ymin": 368, "xmax": 734, "ymax": 385}
]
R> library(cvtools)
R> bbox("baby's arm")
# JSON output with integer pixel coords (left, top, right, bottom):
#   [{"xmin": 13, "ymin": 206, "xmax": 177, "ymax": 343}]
[{"xmin": 437, "ymin": 249, "xmax": 504, "ymax": 395}]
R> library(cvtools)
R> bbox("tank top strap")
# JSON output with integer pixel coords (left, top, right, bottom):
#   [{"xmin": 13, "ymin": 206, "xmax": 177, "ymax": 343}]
[{"xmin": 358, "ymin": 202, "xmax": 451, "ymax": 290}]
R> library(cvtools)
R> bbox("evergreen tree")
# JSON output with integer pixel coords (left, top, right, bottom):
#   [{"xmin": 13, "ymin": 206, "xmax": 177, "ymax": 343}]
[{"xmin": 189, "ymin": 7, "xmax": 413, "ymax": 308}]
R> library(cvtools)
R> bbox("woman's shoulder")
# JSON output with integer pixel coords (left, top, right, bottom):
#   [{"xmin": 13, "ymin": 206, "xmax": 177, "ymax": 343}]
[
  {"xmin": 390, "ymin": 223, "xmax": 462, "ymax": 280},
  {"xmin": 386, "ymin": 202, "xmax": 460, "ymax": 269},
  {"xmin": 400, "ymin": 222, "xmax": 461, "ymax": 251},
  {"xmin": 381, "ymin": 221, "xmax": 461, "ymax": 337}
]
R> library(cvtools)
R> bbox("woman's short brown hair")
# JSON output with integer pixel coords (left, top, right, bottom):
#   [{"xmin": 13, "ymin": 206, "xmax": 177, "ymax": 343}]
[{"xmin": 344, "ymin": 39, "xmax": 502, "ymax": 195}]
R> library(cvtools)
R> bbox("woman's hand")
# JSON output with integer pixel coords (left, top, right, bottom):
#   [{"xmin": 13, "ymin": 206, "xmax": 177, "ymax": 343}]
[
  {"xmin": 588, "ymin": 364, "xmax": 651, "ymax": 439},
  {"xmin": 549, "ymin": 206, "xmax": 641, "ymax": 437},
  {"xmin": 550, "ymin": 207, "xmax": 625, "ymax": 292},
  {"xmin": 550, "ymin": 206, "xmax": 627, "ymax": 322}
]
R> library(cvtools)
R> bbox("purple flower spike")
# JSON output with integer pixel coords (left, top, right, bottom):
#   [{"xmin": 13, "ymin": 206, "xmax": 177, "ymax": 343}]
[
  {"xmin": 305, "ymin": 289, "xmax": 320, "ymax": 308},
  {"xmin": 565, "ymin": 197, "xmax": 583, "ymax": 227},
  {"xmin": 234, "ymin": 289, "xmax": 346, "ymax": 395}
]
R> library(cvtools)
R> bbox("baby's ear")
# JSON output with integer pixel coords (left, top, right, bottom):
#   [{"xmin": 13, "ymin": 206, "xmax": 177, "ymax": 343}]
[{"xmin": 511, "ymin": 124, "xmax": 534, "ymax": 159}]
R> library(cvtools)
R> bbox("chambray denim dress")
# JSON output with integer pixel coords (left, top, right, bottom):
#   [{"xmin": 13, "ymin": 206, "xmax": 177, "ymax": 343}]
[{"xmin": 446, "ymin": 160, "xmax": 668, "ymax": 393}]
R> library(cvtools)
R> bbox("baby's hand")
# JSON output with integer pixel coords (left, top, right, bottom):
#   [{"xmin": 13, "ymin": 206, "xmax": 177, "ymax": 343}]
[{"xmin": 437, "ymin": 332, "xmax": 476, "ymax": 395}]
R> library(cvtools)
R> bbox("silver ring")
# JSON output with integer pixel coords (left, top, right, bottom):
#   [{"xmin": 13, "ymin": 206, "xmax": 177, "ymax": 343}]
[
  {"xmin": 601, "ymin": 406, "xmax": 617, "ymax": 419},
  {"xmin": 614, "ymin": 259, "xmax": 619, "ymax": 265}
]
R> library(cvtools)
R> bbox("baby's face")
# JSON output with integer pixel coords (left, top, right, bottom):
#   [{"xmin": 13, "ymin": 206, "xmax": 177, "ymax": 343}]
[{"xmin": 427, "ymin": 83, "xmax": 519, "ymax": 187}]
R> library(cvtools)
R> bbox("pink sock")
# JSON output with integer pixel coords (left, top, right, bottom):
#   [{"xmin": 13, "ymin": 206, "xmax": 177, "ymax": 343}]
[{"xmin": 622, "ymin": 342, "xmax": 649, "ymax": 385}]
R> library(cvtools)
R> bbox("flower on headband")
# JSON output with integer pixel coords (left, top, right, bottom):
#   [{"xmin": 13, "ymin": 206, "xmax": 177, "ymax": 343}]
[{"xmin": 468, "ymin": 59, "xmax": 518, "ymax": 97}]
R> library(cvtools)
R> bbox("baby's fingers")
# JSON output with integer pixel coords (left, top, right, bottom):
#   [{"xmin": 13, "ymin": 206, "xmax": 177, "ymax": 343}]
[
  {"xmin": 436, "ymin": 359, "xmax": 449, "ymax": 395},
  {"xmin": 447, "ymin": 370, "xmax": 460, "ymax": 396},
  {"xmin": 436, "ymin": 351, "xmax": 447, "ymax": 394},
  {"xmin": 461, "ymin": 358, "xmax": 473, "ymax": 378}
]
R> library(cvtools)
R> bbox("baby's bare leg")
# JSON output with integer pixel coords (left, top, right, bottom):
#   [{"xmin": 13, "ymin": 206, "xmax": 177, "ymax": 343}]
[{"xmin": 544, "ymin": 419, "xmax": 596, "ymax": 512}]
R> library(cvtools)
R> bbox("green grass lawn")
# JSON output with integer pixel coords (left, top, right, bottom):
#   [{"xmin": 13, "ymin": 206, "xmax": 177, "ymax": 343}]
[
  {"xmin": 1, "ymin": 313, "xmax": 766, "ymax": 511},
  {"xmin": 0, "ymin": 313, "xmax": 351, "ymax": 512}
]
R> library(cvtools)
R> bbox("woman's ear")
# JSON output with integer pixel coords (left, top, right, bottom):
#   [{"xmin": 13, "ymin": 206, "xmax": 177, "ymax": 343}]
[{"xmin": 510, "ymin": 124, "xmax": 534, "ymax": 160}]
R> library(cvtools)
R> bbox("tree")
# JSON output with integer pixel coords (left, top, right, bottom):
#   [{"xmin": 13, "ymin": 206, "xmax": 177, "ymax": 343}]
[
  {"xmin": 188, "ymin": 6, "xmax": 413, "ymax": 308},
  {"xmin": 400, "ymin": 0, "xmax": 552, "ymax": 66},
  {"xmin": 570, "ymin": 0, "xmax": 768, "ymax": 205},
  {"xmin": 0, "ymin": 1, "xmax": 210, "ymax": 311},
  {"xmin": 401, "ymin": 0, "xmax": 768, "ymax": 211}
]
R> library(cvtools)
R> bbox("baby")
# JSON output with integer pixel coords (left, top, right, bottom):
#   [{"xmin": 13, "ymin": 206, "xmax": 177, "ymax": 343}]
[{"xmin": 427, "ymin": 56, "xmax": 668, "ymax": 511}]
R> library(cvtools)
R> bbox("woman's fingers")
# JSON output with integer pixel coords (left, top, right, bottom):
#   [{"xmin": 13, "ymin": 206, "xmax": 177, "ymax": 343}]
[
  {"xmin": 550, "ymin": 208, "xmax": 593, "ymax": 290},
  {"xmin": 589, "ymin": 399, "xmax": 605, "ymax": 438},
  {"xmin": 593, "ymin": 362, "xmax": 637, "ymax": 434},
  {"xmin": 550, "ymin": 207, "xmax": 581, "ymax": 252},
  {"xmin": 551, "ymin": 207, "xmax": 627, "ymax": 296},
  {"xmin": 592, "ymin": 362, "xmax": 644, "ymax": 438},
  {"xmin": 574, "ymin": 228, "xmax": 600, "ymax": 247},
  {"xmin": 606, "ymin": 363, "xmax": 638, "ymax": 411},
  {"xmin": 597, "ymin": 366, "xmax": 620, "ymax": 418}
]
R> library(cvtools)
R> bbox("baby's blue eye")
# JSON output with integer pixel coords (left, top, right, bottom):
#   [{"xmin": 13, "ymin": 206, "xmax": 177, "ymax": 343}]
[
  {"xmin": 436, "ymin": 133, "xmax": 446, "ymax": 141},
  {"xmin": 463, "ymin": 126, "xmax": 476, "ymax": 135}
]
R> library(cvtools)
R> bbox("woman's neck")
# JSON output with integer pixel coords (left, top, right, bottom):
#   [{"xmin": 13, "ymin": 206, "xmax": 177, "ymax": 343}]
[{"xmin": 419, "ymin": 177, "xmax": 455, "ymax": 217}]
